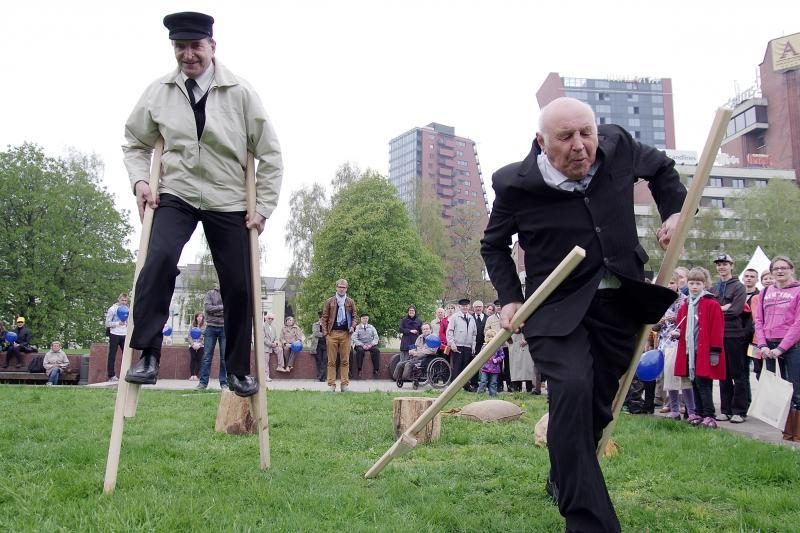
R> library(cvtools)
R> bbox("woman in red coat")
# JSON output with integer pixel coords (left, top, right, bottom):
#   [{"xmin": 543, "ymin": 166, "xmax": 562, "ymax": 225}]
[{"xmin": 674, "ymin": 267, "xmax": 726, "ymax": 428}]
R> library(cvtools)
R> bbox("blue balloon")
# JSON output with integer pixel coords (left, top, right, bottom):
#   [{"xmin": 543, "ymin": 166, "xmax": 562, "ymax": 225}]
[
  {"xmin": 6, "ymin": 331, "xmax": 18, "ymax": 343},
  {"xmin": 163, "ymin": 325, "xmax": 173, "ymax": 337},
  {"xmin": 425, "ymin": 334, "xmax": 442, "ymax": 349},
  {"xmin": 116, "ymin": 305, "xmax": 129, "ymax": 321},
  {"xmin": 636, "ymin": 349, "xmax": 664, "ymax": 382},
  {"xmin": 189, "ymin": 327, "xmax": 202, "ymax": 340},
  {"xmin": 291, "ymin": 340, "xmax": 303, "ymax": 353}
]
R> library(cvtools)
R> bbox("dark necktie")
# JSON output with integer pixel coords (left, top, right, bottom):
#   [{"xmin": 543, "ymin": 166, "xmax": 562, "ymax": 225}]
[{"xmin": 185, "ymin": 78, "xmax": 198, "ymax": 107}]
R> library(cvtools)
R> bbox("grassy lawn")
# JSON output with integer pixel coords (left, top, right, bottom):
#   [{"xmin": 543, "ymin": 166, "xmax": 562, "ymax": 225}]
[{"xmin": 0, "ymin": 386, "xmax": 798, "ymax": 532}]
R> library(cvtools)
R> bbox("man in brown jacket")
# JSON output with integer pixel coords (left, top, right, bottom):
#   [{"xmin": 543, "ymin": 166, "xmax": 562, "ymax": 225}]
[{"xmin": 320, "ymin": 279, "xmax": 357, "ymax": 392}]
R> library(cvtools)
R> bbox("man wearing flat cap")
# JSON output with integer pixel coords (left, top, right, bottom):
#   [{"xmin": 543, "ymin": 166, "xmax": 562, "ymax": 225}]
[
  {"xmin": 446, "ymin": 297, "xmax": 477, "ymax": 391},
  {"xmin": 122, "ymin": 12, "xmax": 283, "ymax": 397}
]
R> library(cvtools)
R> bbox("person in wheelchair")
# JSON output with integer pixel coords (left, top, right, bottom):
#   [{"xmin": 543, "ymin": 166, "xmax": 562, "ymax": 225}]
[{"xmin": 393, "ymin": 323, "xmax": 437, "ymax": 387}]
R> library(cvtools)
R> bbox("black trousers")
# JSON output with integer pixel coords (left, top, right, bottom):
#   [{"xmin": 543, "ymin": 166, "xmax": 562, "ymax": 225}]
[
  {"xmin": 528, "ymin": 290, "xmax": 638, "ymax": 533},
  {"xmin": 130, "ymin": 194, "xmax": 253, "ymax": 376},
  {"xmin": 719, "ymin": 336, "xmax": 749, "ymax": 416},
  {"xmin": 315, "ymin": 343, "xmax": 327, "ymax": 380},
  {"xmin": 354, "ymin": 346, "xmax": 380, "ymax": 374},
  {"xmin": 189, "ymin": 347, "xmax": 202, "ymax": 376},
  {"xmin": 451, "ymin": 346, "xmax": 473, "ymax": 390},
  {"xmin": 692, "ymin": 377, "xmax": 715, "ymax": 418},
  {"xmin": 107, "ymin": 334, "xmax": 125, "ymax": 378}
]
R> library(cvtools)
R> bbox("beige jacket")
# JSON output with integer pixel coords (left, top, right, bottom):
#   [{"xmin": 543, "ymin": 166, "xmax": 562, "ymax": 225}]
[{"xmin": 123, "ymin": 60, "xmax": 283, "ymax": 219}]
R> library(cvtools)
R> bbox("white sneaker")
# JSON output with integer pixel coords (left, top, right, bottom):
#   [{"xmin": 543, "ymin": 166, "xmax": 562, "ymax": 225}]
[
  {"xmin": 46, "ymin": 382, "xmax": 53, "ymax": 386},
  {"xmin": 109, "ymin": 376, "xmax": 119, "ymax": 383},
  {"xmin": 340, "ymin": 385, "xmax": 349, "ymax": 392},
  {"xmin": 730, "ymin": 414, "xmax": 745, "ymax": 424},
  {"xmin": 266, "ymin": 376, "xmax": 273, "ymax": 382},
  {"xmin": 329, "ymin": 385, "xmax": 336, "ymax": 392}
]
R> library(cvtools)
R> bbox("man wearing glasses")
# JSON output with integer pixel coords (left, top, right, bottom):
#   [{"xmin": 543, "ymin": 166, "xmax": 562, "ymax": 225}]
[{"xmin": 321, "ymin": 279, "xmax": 357, "ymax": 392}]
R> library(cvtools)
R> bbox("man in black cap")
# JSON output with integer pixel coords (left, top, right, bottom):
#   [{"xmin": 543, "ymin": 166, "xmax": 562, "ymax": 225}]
[
  {"xmin": 122, "ymin": 12, "xmax": 283, "ymax": 397},
  {"xmin": 711, "ymin": 253, "xmax": 749, "ymax": 423}
]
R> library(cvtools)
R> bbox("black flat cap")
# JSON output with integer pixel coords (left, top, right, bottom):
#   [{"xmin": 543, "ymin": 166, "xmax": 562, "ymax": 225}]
[
  {"xmin": 458, "ymin": 298, "xmax": 471, "ymax": 305},
  {"xmin": 163, "ymin": 12, "xmax": 214, "ymax": 40}
]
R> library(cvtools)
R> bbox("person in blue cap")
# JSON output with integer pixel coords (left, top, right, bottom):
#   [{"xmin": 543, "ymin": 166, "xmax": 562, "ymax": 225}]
[{"xmin": 121, "ymin": 12, "xmax": 283, "ymax": 397}]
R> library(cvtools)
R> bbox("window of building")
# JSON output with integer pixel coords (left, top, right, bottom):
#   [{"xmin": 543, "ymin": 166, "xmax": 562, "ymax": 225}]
[
  {"xmin": 462, "ymin": 180, "xmax": 471, "ymax": 186},
  {"xmin": 753, "ymin": 179, "xmax": 767, "ymax": 187},
  {"xmin": 652, "ymin": 95, "xmax": 663, "ymax": 104},
  {"xmin": 653, "ymin": 107, "xmax": 664, "ymax": 116},
  {"xmin": 629, "ymin": 118, "xmax": 640, "ymax": 127},
  {"xmin": 732, "ymin": 179, "xmax": 745, "ymax": 188},
  {"xmin": 598, "ymin": 92, "xmax": 610, "ymax": 101},
  {"xmin": 711, "ymin": 198, "xmax": 724, "ymax": 208},
  {"xmin": 597, "ymin": 117, "xmax": 608, "ymax": 125},
  {"xmin": 565, "ymin": 91, "xmax": 588, "ymax": 100},
  {"xmin": 595, "ymin": 80, "xmax": 610, "ymax": 88},
  {"xmin": 654, "ymin": 131, "xmax": 665, "ymax": 140},
  {"xmin": 652, "ymin": 83, "xmax": 662, "ymax": 91},
  {"xmin": 744, "ymin": 107, "xmax": 757, "ymax": 127},
  {"xmin": 653, "ymin": 119, "xmax": 664, "ymax": 127},
  {"xmin": 633, "ymin": 131, "xmax": 641, "ymax": 139},
  {"xmin": 709, "ymin": 177, "xmax": 723, "ymax": 187},
  {"xmin": 456, "ymin": 140, "xmax": 466, "ymax": 147},
  {"xmin": 628, "ymin": 106, "xmax": 639, "ymax": 114},
  {"xmin": 457, "ymin": 160, "xmax": 468, "ymax": 167},
  {"xmin": 429, "ymin": 144, "xmax": 434, "ymax": 150},
  {"xmin": 627, "ymin": 94, "xmax": 638, "ymax": 102},
  {"xmin": 456, "ymin": 150, "xmax": 464, "ymax": 156},
  {"xmin": 596, "ymin": 104, "xmax": 611, "ymax": 113}
]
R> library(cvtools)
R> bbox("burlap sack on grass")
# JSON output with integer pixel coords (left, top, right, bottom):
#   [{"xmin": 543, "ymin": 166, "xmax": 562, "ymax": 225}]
[{"xmin": 458, "ymin": 400, "xmax": 524, "ymax": 423}]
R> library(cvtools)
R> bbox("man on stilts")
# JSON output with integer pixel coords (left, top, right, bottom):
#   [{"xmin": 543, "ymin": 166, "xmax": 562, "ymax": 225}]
[
  {"xmin": 122, "ymin": 11, "xmax": 283, "ymax": 397},
  {"xmin": 481, "ymin": 97, "xmax": 685, "ymax": 532}
]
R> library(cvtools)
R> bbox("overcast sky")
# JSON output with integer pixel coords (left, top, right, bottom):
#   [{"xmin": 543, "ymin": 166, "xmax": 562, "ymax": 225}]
[{"xmin": 2, "ymin": 1, "xmax": 797, "ymax": 277}]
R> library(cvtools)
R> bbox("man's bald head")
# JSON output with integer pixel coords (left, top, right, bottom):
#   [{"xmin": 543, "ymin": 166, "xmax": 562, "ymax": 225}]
[{"xmin": 536, "ymin": 97, "xmax": 598, "ymax": 180}]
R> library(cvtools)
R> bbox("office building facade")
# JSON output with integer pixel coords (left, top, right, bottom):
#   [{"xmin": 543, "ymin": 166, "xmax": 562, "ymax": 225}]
[{"xmin": 537, "ymin": 72, "xmax": 676, "ymax": 149}]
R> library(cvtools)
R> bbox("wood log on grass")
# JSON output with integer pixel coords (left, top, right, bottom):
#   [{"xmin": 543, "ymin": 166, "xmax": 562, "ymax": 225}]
[
  {"xmin": 216, "ymin": 390, "xmax": 256, "ymax": 434},
  {"xmin": 393, "ymin": 397, "xmax": 441, "ymax": 443}
]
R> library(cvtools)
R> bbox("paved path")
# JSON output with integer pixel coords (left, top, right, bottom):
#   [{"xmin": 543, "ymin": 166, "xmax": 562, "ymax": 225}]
[{"xmin": 88, "ymin": 376, "xmax": 799, "ymax": 450}]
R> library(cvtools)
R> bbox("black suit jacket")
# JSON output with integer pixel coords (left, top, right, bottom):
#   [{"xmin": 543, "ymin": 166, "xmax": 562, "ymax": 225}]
[
  {"xmin": 480, "ymin": 125, "xmax": 686, "ymax": 337},
  {"xmin": 473, "ymin": 313, "xmax": 488, "ymax": 347}
]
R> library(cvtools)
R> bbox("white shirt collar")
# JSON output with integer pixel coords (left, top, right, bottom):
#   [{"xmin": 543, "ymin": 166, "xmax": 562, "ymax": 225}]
[
  {"xmin": 537, "ymin": 153, "xmax": 598, "ymax": 192},
  {"xmin": 181, "ymin": 64, "xmax": 215, "ymax": 100}
]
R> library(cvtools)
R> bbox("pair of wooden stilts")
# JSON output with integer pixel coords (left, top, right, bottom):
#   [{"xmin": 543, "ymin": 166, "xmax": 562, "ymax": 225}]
[{"xmin": 103, "ymin": 139, "xmax": 270, "ymax": 494}]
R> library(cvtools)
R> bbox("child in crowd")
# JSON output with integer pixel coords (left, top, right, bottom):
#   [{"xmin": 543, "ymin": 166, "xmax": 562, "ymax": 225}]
[
  {"xmin": 673, "ymin": 267, "xmax": 726, "ymax": 428},
  {"xmin": 43, "ymin": 341, "xmax": 70, "ymax": 386},
  {"xmin": 659, "ymin": 271, "xmax": 696, "ymax": 421},
  {"xmin": 477, "ymin": 329, "xmax": 505, "ymax": 397}
]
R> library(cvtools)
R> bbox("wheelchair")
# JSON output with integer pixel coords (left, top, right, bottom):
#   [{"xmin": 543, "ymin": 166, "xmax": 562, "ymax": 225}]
[{"xmin": 397, "ymin": 355, "xmax": 452, "ymax": 390}]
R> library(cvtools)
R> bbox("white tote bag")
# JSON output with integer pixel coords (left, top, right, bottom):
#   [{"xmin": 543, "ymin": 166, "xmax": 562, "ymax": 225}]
[{"xmin": 747, "ymin": 368, "xmax": 793, "ymax": 430}]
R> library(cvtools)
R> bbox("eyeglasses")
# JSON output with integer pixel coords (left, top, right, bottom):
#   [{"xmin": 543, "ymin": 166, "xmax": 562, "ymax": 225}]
[
  {"xmin": 772, "ymin": 266, "xmax": 792, "ymax": 271},
  {"xmin": 337, "ymin": 286, "xmax": 347, "ymax": 289}
]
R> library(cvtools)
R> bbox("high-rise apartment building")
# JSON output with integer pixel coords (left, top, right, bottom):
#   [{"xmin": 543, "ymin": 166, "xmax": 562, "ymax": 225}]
[
  {"xmin": 720, "ymin": 32, "xmax": 800, "ymax": 180},
  {"xmin": 537, "ymin": 72, "xmax": 676, "ymax": 149},
  {"xmin": 388, "ymin": 122, "xmax": 488, "ymax": 227}
]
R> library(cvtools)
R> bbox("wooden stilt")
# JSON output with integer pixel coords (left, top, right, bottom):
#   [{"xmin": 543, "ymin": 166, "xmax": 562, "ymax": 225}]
[
  {"xmin": 244, "ymin": 154, "xmax": 271, "ymax": 469},
  {"xmin": 595, "ymin": 107, "xmax": 733, "ymax": 459},
  {"xmin": 365, "ymin": 246, "xmax": 585, "ymax": 479},
  {"xmin": 103, "ymin": 138, "xmax": 163, "ymax": 494}
]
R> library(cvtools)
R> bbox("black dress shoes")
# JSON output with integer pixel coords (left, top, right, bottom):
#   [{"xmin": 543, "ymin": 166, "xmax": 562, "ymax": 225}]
[
  {"xmin": 125, "ymin": 353, "xmax": 160, "ymax": 385},
  {"xmin": 228, "ymin": 375, "xmax": 258, "ymax": 397}
]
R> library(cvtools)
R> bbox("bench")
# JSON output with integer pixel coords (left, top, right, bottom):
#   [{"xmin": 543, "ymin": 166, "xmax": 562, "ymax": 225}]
[{"xmin": 0, "ymin": 369, "xmax": 80, "ymax": 385}]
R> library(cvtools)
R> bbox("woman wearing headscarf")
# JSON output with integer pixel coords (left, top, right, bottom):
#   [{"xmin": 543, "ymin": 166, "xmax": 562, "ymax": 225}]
[{"xmin": 399, "ymin": 305, "xmax": 422, "ymax": 363}]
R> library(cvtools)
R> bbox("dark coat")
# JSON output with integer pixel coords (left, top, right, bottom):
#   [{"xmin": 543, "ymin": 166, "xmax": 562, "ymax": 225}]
[
  {"xmin": 675, "ymin": 295, "xmax": 727, "ymax": 380},
  {"xmin": 480, "ymin": 125, "xmax": 686, "ymax": 337},
  {"xmin": 711, "ymin": 278, "xmax": 747, "ymax": 337},
  {"xmin": 473, "ymin": 313, "xmax": 488, "ymax": 348},
  {"xmin": 399, "ymin": 315, "xmax": 423, "ymax": 351}
]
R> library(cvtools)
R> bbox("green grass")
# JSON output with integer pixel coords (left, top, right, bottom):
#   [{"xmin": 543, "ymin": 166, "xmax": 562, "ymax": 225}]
[{"xmin": 0, "ymin": 386, "xmax": 798, "ymax": 532}]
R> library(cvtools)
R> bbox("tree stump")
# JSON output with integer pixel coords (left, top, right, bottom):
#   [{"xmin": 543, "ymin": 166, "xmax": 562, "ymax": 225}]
[
  {"xmin": 393, "ymin": 396, "xmax": 441, "ymax": 443},
  {"xmin": 215, "ymin": 390, "xmax": 256, "ymax": 434}
]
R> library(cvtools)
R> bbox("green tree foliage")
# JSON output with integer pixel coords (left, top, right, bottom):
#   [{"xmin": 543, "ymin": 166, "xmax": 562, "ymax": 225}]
[
  {"xmin": 296, "ymin": 174, "xmax": 444, "ymax": 340},
  {"xmin": 414, "ymin": 180, "xmax": 448, "ymax": 264},
  {"xmin": 0, "ymin": 143, "xmax": 134, "ymax": 346},
  {"xmin": 443, "ymin": 204, "xmax": 494, "ymax": 303},
  {"xmin": 728, "ymin": 180, "xmax": 800, "ymax": 261}
]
